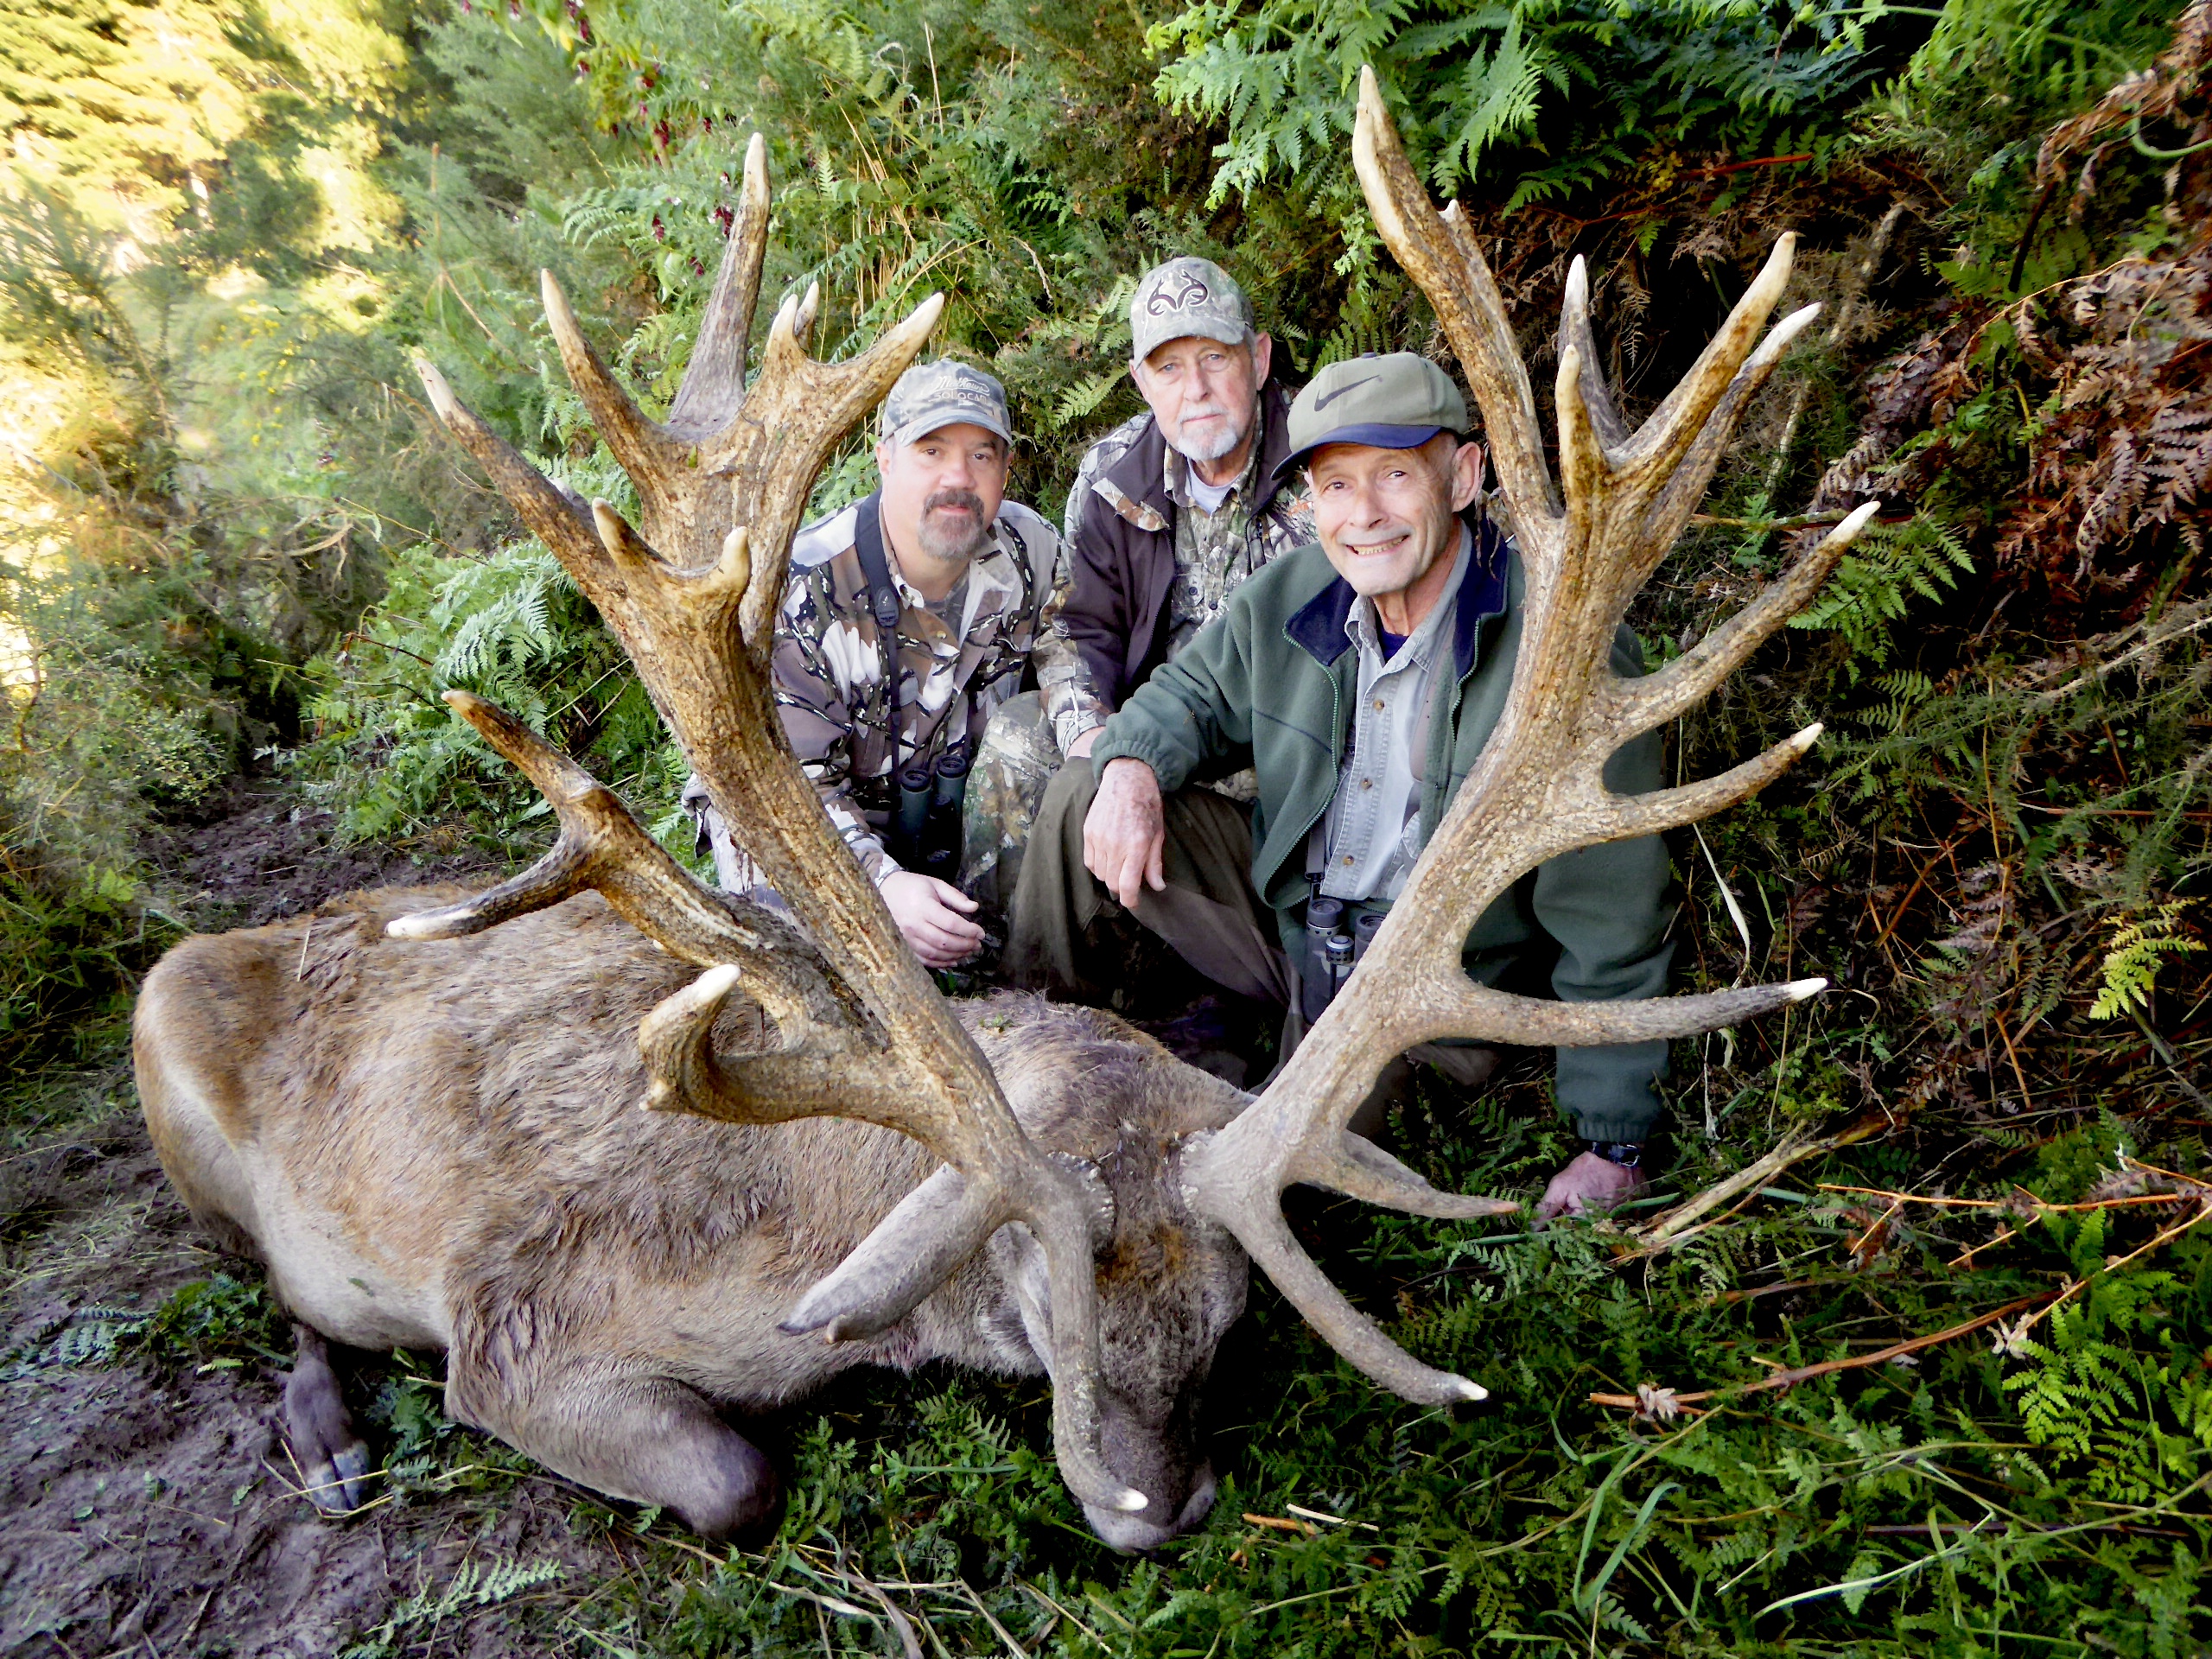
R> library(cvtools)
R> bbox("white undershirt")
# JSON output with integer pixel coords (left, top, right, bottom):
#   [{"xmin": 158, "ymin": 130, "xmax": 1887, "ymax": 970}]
[{"xmin": 1185, "ymin": 469, "xmax": 1234, "ymax": 514}]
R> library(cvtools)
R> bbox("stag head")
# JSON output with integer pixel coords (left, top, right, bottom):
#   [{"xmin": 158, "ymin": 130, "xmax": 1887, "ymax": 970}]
[{"xmin": 403, "ymin": 86, "xmax": 1873, "ymax": 1513}]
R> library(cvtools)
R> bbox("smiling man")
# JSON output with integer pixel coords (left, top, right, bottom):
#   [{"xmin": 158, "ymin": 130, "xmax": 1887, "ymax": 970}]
[
  {"xmin": 1007, "ymin": 353, "xmax": 1678, "ymax": 1219},
  {"xmin": 683, "ymin": 360, "xmax": 1056, "ymax": 969}
]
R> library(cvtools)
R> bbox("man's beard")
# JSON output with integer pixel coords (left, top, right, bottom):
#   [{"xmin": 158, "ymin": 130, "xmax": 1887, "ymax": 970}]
[
  {"xmin": 1169, "ymin": 402, "xmax": 1250, "ymax": 465},
  {"xmin": 914, "ymin": 489, "xmax": 991, "ymax": 562}
]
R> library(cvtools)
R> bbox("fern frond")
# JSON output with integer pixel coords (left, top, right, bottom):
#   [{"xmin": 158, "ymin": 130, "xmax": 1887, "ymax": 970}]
[{"xmin": 2089, "ymin": 900, "xmax": 2203, "ymax": 1019}]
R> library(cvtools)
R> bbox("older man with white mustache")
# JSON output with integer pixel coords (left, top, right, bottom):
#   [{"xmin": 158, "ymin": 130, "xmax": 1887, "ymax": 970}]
[
  {"xmin": 1007, "ymin": 353, "xmax": 1679, "ymax": 1222},
  {"xmin": 958, "ymin": 257, "xmax": 1312, "ymax": 912}
]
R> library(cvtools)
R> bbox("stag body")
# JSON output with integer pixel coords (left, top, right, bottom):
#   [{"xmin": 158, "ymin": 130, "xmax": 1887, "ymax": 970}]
[{"xmin": 137, "ymin": 885, "xmax": 1243, "ymax": 1547}]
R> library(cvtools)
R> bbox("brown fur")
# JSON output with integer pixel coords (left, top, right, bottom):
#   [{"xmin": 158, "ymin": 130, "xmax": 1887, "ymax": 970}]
[{"xmin": 135, "ymin": 885, "xmax": 1252, "ymax": 1548}]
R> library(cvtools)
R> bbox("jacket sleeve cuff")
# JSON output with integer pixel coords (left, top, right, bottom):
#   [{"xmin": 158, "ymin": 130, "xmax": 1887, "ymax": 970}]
[
  {"xmin": 1090, "ymin": 722, "xmax": 1193, "ymax": 794},
  {"xmin": 1053, "ymin": 707, "xmax": 1109, "ymax": 754},
  {"xmin": 851, "ymin": 837, "xmax": 897, "ymax": 883},
  {"xmin": 1555, "ymin": 1038, "xmax": 1667, "ymax": 1142}
]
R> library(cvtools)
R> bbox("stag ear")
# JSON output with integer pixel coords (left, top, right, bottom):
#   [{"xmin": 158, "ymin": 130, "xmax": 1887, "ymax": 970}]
[
  {"xmin": 993, "ymin": 1220, "xmax": 1057, "ymax": 1376},
  {"xmin": 1169, "ymin": 1079, "xmax": 1255, "ymax": 1136}
]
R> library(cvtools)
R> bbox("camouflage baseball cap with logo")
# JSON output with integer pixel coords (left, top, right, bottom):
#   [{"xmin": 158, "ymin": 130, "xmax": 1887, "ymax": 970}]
[
  {"xmin": 881, "ymin": 359, "xmax": 1014, "ymax": 448},
  {"xmin": 1129, "ymin": 255, "xmax": 1255, "ymax": 364},
  {"xmin": 1274, "ymin": 352, "xmax": 1470, "ymax": 485}
]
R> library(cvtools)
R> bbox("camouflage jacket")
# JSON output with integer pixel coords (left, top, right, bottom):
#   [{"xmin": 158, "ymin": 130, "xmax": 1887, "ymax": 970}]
[
  {"xmin": 1033, "ymin": 381, "xmax": 1310, "ymax": 752},
  {"xmin": 751, "ymin": 493, "xmax": 1058, "ymax": 883}
]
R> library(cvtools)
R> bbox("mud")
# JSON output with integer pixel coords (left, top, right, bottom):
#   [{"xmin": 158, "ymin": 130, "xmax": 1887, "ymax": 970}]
[
  {"xmin": 152, "ymin": 776, "xmax": 505, "ymax": 932},
  {"xmin": 1, "ymin": 785, "xmax": 623, "ymax": 1657}
]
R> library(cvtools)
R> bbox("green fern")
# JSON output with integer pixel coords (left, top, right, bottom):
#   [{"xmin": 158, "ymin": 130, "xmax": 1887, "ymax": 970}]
[
  {"xmin": 2090, "ymin": 900, "xmax": 2204, "ymax": 1019},
  {"xmin": 1148, "ymin": 0, "xmax": 1883, "ymax": 215},
  {"xmin": 1789, "ymin": 512, "xmax": 1974, "ymax": 675}
]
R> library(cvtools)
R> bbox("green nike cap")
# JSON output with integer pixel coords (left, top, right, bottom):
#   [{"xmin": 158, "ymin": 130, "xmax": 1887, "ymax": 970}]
[{"xmin": 1276, "ymin": 352, "xmax": 1469, "ymax": 486}]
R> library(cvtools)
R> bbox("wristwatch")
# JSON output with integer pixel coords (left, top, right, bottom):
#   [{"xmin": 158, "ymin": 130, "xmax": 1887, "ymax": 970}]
[{"xmin": 1587, "ymin": 1140, "xmax": 1644, "ymax": 1168}]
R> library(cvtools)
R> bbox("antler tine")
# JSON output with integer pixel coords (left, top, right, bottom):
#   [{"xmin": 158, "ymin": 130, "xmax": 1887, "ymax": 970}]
[
  {"xmin": 541, "ymin": 268, "xmax": 673, "ymax": 493},
  {"xmin": 1627, "ymin": 236, "xmax": 1801, "ymax": 476},
  {"xmin": 1351, "ymin": 67, "xmax": 1558, "ymax": 521},
  {"xmin": 730, "ymin": 286, "xmax": 947, "ymax": 647},
  {"xmin": 415, "ymin": 359, "xmax": 609, "ymax": 588},
  {"xmin": 1174, "ymin": 74, "xmax": 1866, "ymax": 1410},
  {"xmin": 664, "ymin": 132, "xmax": 772, "ymax": 441},
  {"xmin": 1619, "ymin": 502, "xmax": 1880, "ymax": 734},
  {"xmin": 388, "ymin": 692, "xmax": 847, "ymax": 1030},
  {"xmin": 1557, "ymin": 258, "xmax": 1631, "ymax": 454}
]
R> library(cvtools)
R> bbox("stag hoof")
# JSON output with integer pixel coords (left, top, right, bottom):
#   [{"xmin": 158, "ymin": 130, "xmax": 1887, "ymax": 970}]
[{"xmin": 283, "ymin": 1324, "xmax": 373, "ymax": 1515}]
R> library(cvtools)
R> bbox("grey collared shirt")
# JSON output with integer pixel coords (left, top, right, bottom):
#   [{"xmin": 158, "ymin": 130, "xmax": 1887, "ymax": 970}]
[{"xmin": 1314, "ymin": 528, "xmax": 1473, "ymax": 903}]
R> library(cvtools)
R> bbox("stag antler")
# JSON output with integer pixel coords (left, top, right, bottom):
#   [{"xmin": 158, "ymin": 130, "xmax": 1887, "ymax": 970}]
[
  {"xmin": 1174, "ymin": 69, "xmax": 1879, "ymax": 1405},
  {"xmin": 404, "ymin": 135, "xmax": 1145, "ymax": 1516}
]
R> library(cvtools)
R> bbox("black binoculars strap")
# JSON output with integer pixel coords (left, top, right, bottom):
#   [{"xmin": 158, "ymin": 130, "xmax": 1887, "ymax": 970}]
[{"xmin": 851, "ymin": 493, "xmax": 909, "ymax": 776}]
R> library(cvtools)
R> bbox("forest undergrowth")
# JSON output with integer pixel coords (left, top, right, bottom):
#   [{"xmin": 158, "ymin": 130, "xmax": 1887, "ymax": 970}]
[{"xmin": 5, "ymin": 0, "xmax": 2212, "ymax": 1651}]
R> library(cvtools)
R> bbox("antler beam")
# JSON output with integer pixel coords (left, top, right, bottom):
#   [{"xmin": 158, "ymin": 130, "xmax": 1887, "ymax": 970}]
[{"xmin": 1178, "ymin": 67, "xmax": 1879, "ymax": 1405}]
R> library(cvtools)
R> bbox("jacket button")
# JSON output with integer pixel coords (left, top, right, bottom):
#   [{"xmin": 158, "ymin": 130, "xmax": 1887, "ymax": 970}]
[
  {"xmin": 1373, "ymin": 697, "xmax": 1384, "ymax": 711},
  {"xmin": 1360, "ymin": 778, "xmax": 1373, "ymax": 790},
  {"xmin": 1341, "ymin": 855, "xmax": 1355, "ymax": 867}
]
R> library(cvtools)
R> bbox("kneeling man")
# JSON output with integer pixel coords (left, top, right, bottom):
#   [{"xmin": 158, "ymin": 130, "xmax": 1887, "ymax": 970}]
[
  {"xmin": 685, "ymin": 361, "xmax": 1057, "ymax": 968},
  {"xmin": 1007, "ymin": 353, "xmax": 1674, "ymax": 1218}
]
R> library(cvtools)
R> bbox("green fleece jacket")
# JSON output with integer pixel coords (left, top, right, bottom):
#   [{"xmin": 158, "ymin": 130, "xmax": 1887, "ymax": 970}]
[{"xmin": 1090, "ymin": 516, "xmax": 1675, "ymax": 1142}]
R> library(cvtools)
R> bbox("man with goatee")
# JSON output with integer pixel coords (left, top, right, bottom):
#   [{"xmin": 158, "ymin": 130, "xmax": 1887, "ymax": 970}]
[{"xmin": 683, "ymin": 360, "xmax": 1057, "ymax": 969}]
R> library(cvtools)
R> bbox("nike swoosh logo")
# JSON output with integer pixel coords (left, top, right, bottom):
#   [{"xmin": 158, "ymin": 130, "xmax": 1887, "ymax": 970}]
[{"xmin": 1312, "ymin": 376, "xmax": 1378, "ymax": 410}]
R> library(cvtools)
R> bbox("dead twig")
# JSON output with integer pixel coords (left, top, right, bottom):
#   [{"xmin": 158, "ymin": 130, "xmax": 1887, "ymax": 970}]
[
  {"xmin": 1629, "ymin": 1112, "xmax": 1888, "ymax": 1253},
  {"xmin": 1286, "ymin": 1502, "xmax": 1379, "ymax": 1533},
  {"xmin": 1591, "ymin": 1292, "xmax": 2056, "ymax": 1415},
  {"xmin": 1819, "ymin": 1184, "xmax": 2202, "ymax": 1213}
]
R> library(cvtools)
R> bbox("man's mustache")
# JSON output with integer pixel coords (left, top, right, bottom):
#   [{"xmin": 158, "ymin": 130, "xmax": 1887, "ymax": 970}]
[{"xmin": 923, "ymin": 489, "xmax": 988, "ymax": 518}]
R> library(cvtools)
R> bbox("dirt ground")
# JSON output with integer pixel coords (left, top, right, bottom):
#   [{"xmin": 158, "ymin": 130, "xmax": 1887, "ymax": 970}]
[{"xmin": 0, "ymin": 785, "xmax": 627, "ymax": 1658}]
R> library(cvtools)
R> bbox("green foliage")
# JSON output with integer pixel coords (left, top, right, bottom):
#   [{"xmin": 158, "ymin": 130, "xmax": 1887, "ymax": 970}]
[
  {"xmin": 1150, "ymin": 0, "xmax": 1897, "ymax": 215},
  {"xmin": 293, "ymin": 520, "xmax": 697, "ymax": 855},
  {"xmin": 1788, "ymin": 512, "xmax": 1975, "ymax": 676},
  {"xmin": 1862, "ymin": 0, "xmax": 2186, "ymax": 181},
  {"xmin": 135, "ymin": 1274, "xmax": 291, "ymax": 1371},
  {"xmin": 2090, "ymin": 902, "xmax": 2205, "ymax": 1020},
  {"xmin": 340, "ymin": 1556, "xmax": 564, "ymax": 1657}
]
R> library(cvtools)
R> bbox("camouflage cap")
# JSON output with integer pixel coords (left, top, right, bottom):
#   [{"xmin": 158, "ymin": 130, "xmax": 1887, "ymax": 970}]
[
  {"xmin": 1129, "ymin": 255, "xmax": 1255, "ymax": 364},
  {"xmin": 1274, "ymin": 352, "xmax": 1469, "ymax": 485},
  {"xmin": 881, "ymin": 359, "xmax": 1014, "ymax": 448}
]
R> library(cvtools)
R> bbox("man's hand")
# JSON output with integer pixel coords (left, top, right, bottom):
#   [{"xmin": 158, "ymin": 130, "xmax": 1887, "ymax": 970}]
[
  {"xmin": 1065, "ymin": 726, "xmax": 1101, "ymax": 760},
  {"xmin": 1084, "ymin": 757, "xmax": 1166, "ymax": 910},
  {"xmin": 1535, "ymin": 1151, "xmax": 1649, "ymax": 1224},
  {"xmin": 880, "ymin": 871, "xmax": 985, "ymax": 969}
]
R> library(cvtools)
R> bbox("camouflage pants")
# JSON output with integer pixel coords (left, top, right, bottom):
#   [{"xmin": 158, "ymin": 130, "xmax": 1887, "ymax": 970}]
[
  {"xmin": 679, "ymin": 692, "xmax": 1059, "ymax": 910},
  {"xmin": 959, "ymin": 690, "xmax": 1063, "ymax": 910}
]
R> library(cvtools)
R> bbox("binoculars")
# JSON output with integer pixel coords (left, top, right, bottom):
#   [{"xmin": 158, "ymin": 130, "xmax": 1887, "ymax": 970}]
[
  {"xmin": 889, "ymin": 740, "xmax": 971, "ymax": 881},
  {"xmin": 1299, "ymin": 893, "xmax": 1388, "ymax": 1024}
]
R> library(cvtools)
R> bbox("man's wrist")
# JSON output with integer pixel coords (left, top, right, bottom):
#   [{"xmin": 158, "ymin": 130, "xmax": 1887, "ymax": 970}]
[{"xmin": 1586, "ymin": 1140, "xmax": 1643, "ymax": 1169}]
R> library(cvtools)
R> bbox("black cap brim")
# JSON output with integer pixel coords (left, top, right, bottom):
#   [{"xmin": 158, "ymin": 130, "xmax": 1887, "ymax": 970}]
[{"xmin": 1272, "ymin": 423, "xmax": 1452, "ymax": 488}]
